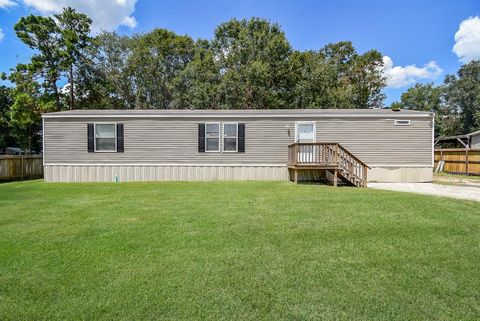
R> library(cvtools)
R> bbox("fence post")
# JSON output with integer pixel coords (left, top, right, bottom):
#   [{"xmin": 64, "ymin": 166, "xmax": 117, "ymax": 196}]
[{"xmin": 466, "ymin": 148, "xmax": 469, "ymax": 175}]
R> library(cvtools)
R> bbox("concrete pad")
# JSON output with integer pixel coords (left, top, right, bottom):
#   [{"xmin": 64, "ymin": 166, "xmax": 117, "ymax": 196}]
[{"xmin": 369, "ymin": 183, "xmax": 480, "ymax": 202}]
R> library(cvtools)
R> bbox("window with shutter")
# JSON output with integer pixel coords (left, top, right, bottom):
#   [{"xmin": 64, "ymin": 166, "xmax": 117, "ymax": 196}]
[
  {"xmin": 198, "ymin": 123, "xmax": 205, "ymax": 152},
  {"xmin": 238, "ymin": 123, "xmax": 245, "ymax": 153},
  {"xmin": 223, "ymin": 123, "xmax": 238, "ymax": 152},
  {"xmin": 116, "ymin": 124, "xmax": 124, "ymax": 153},
  {"xmin": 87, "ymin": 123, "xmax": 94, "ymax": 152},
  {"xmin": 205, "ymin": 123, "xmax": 220, "ymax": 152},
  {"xmin": 94, "ymin": 123, "xmax": 117, "ymax": 152}
]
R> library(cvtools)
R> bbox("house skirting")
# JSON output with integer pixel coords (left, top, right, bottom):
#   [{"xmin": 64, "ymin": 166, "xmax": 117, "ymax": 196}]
[
  {"xmin": 43, "ymin": 164, "xmax": 433, "ymax": 183},
  {"xmin": 43, "ymin": 164, "xmax": 289, "ymax": 182}
]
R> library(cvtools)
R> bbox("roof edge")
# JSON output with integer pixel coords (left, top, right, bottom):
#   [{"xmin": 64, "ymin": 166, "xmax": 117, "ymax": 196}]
[{"xmin": 42, "ymin": 109, "xmax": 434, "ymax": 119}]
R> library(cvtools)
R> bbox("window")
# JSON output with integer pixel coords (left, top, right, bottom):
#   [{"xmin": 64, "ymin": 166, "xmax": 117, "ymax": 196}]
[
  {"xmin": 198, "ymin": 123, "xmax": 245, "ymax": 153},
  {"xmin": 394, "ymin": 120, "xmax": 411, "ymax": 126},
  {"xmin": 295, "ymin": 121, "xmax": 316, "ymax": 143},
  {"xmin": 205, "ymin": 123, "xmax": 220, "ymax": 152},
  {"xmin": 223, "ymin": 123, "xmax": 238, "ymax": 152},
  {"xmin": 95, "ymin": 123, "xmax": 116, "ymax": 152}
]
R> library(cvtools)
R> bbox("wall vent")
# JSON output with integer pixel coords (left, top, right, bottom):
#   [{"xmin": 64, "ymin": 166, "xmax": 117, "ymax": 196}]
[{"xmin": 394, "ymin": 120, "xmax": 411, "ymax": 126}]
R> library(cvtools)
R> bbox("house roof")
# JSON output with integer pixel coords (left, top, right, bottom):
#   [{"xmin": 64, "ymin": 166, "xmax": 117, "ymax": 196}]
[
  {"xmin": 467, "ymin": 130, "xmax": 480, "ymax": 137},
  {"xmin": 42, "ymin": 108, "xmax": 433, "ymax": 119},
  {"xmin": 435, "ymin": 130, "xmax": 480, "ymax": 143}
]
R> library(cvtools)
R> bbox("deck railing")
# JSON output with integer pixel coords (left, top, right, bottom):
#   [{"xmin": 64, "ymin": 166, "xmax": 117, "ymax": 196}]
[{"xmin": 288, "ymin": 143, "xmax": 370, "ymax": 187}]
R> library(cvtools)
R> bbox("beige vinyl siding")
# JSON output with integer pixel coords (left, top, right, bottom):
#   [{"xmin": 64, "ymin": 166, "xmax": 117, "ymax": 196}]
[
  {"xmin": 316, "ymin": 118, "xmax": 432, "ymax": 165},
  {"xmin": 472, "ymin": 134, "xmax": 480, "ymax": 148},
  {"xmin": 44, "ymin": 116, "xmax": 432, "ymax": 166},
  {"xmin": 44, "ymin": 118, "xmax": 294, "ymax": 164}
]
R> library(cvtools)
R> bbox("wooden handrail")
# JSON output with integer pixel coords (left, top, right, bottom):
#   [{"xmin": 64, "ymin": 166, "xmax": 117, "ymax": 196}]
[{"xmin": 288, "ymin": 142, "xmax": 370, "ymax": 187}]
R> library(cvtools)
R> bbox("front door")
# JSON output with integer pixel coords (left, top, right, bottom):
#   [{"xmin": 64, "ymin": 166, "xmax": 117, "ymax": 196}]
[{"xmin": 295, "ymin": 122, "xmax": 316, "ymax": 163}]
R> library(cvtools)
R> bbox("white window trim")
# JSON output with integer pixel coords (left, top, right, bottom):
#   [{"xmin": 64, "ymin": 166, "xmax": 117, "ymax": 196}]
[
  {"xmin": 394, "ymin": 119, "xmax": 411, "ymax": 126},
  {"xmin": 294, "ymin": 121, "xmax": 316, "ymax": 143},
  {"xmin": 222, "ymin": 122, "xmax": 238, "ymax": 153},
  {"xmin": 94, "ymin": 122, "xmax": 117, "ymax": 153},
  {"xmin": 205, "ymin": 122, "xmax": 221, "ymax": 153}
]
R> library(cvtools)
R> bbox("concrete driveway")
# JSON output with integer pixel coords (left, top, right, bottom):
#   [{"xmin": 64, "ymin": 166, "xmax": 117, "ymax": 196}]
[{"xmin": 369, "ymin": 183, "xmax": 480, "ymax": 202}]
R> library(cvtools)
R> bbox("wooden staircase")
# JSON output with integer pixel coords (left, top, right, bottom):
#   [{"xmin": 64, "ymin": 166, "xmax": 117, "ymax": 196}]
[{"xmin": 287, "ymin": 143, "xmax": 370, "ymax": 187}]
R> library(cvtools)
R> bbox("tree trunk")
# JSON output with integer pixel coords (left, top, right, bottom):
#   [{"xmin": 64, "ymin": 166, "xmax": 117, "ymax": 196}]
[
  {"xmin": 52, "ymin": 81, "xmax": 61, "ymax": 111},
  {"xmin": 69, "ymin": 64, "xmax": 74, "ymax": 110},
  {"xmin": 28, "ymin": 126, "xmax": 32, "ymax": 155}
]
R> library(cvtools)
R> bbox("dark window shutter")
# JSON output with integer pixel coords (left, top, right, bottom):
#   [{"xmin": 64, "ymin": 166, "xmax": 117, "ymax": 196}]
[
  {"xmin": 116, "ymin": 123, "xmax": 124, "ymax": 153},
  {"xmin": 87, "ymin": 123, "xmax": 94, "ymax": 152},
  {"xmin": 238, "ymin": 123, "xmax": 245, "ymax": 153},
  {"xmin": 198, "ymin": 123, "xmax": 205, "ymax": 152}
]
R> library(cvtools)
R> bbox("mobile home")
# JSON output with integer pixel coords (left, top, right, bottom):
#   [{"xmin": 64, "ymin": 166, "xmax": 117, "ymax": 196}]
[{"xmin": 42, "ymin": 109, "xmax": 434, "ymax": 185}]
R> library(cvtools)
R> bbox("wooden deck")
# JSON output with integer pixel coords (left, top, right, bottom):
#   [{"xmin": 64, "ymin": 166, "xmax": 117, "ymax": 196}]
[{"xmin": 288, "ymin": 143, "xmax": 370, "ymax": 187}]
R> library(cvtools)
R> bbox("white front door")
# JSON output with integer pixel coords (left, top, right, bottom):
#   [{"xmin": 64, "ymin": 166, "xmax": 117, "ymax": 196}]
[{"xmin": 295, "ymin": 122, "xmax": 316, "ymax": 163}]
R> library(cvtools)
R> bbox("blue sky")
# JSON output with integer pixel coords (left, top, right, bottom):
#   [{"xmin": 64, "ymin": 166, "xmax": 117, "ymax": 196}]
[{"xmin": 0, "ymin": 0, "xmax": 479, "ymax": 105}]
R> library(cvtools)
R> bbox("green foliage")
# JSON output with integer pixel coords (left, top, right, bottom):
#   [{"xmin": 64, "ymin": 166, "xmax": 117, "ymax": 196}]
[
  {"xmin": 128, "ymin": 28, "xmax": 195, "ymax": 108},
  {"xmin": 212, "ymin": 18, "xmax": 293, "ymax": 109},
  {"xmin": 172, "ymin": 40, "xmax": 220, "ymax": 108},
  {"xmin": 79, "ymin": 19, "xmax": 386, "ymax": 110},
  {"xmin": 290, "ymin": 42, "xmax": 385, "ymax": 109},
  {"xmin": 76, "ymin": 32, "xmax": 135, "ymax": 109},
  {"xmin": 5, "ymin": 7, "xmax": 94, "ymax": 150},
  {"xmin": 392, "ymin": 83, "xmax": 457, "ymax": 136},
  {"xmin": 55, "ymin": 7, "xmax": 93, "ymax": 109},
  {"xmin": 392, "ymin": 61, "xmax": 480, "ymax": 136},
  {"xmin": 9, "ymin": 9, "xmax": 480, "ymax": 146},
  {"xmin": 14, "ymin": 15, "xmax": 63, "ymax": 111},
  {"xmin": 443, "ymin": 60, "xmax": 480, "ymax": 134},
  {"xmin": 8, "ymin": 65, "xmax": 56, "ymax": 152},
  {"xmin": 0, "ymin": 86, "xmax": 12, "ymax": 151}
]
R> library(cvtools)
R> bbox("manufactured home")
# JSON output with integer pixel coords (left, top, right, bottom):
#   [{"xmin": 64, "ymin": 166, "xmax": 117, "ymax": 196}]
[{"xmin": 42, "ymin": 109, "xmax": 434, "ymax": 185}]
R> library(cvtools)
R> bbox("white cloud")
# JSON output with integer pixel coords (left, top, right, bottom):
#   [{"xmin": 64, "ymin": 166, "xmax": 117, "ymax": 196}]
[
  {"xmin": 21, "ymin": 0, "xmax": 139, "ymax": 32},
  {"xmin": 453, "ymin": 16, "xmax": 480, "ymax": 63},
  {"xmin": 382, "ymin": 56, "xmax": 443, "ymax": 88},
  {"xmin": 0, "ymin": 0, "xmax": 17, "ymax": 8},
  {"xmin": 121, "ymin": 15, "xmax": 137, "ymax": 29},
  {"xmin": 0, "ymin": 28, "xmax": 4, "ymax": 42}
]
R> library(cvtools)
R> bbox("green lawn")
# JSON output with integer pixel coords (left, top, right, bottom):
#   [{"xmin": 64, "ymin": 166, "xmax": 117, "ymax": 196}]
[{"xmin": 1, "ymin": 181, "xmax": 479, "ymax": 320}]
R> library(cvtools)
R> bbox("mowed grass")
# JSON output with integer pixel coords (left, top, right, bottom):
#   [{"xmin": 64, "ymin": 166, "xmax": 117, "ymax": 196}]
[{"xmin": 0, "ymin": 181, "xmax": 479, "ymax": 320}]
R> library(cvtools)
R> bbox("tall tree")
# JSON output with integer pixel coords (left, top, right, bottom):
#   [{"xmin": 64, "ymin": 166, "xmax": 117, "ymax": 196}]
[
  {"xmin": 8, "ymin": 65, "xmax": 56, "ymax": 153},
  {"xmin": 14, "ymin": 15, "xmax": 63, "ymax": 111},
  {"xmin": 290, "ymin": 41, "xmax": 385, "ymax": 109},
  {"xmin": 0, "ymin": 84, "xmax": 13, "ymax": 152},
  {"xmin": 350, "ymin": 50, "xmax": 385, "ymax": 109},
  {"xmin": 289, "ymin": 50, "xmax": 351, "ymax": 108},
  {"xmin": 443, "ymin": 60, "xmax": 480, "ymax": 134},
  {"xmin": 55, "ymin": 7, "xmax": 93, "ymax": 110},
  {"xmin": 212, "ymin": 18, "xmax": 292, "ymax": 109},
  {"xmin": 76, "ymin": 32, "xmax": 136, "ymax": 109},
  {"xmin": 172, "ymin": 40, "xmax": 220, "ymax": 108},
  {"xmin": 128, "ymin": 29, "xmax": 195, "ymax": 108}
]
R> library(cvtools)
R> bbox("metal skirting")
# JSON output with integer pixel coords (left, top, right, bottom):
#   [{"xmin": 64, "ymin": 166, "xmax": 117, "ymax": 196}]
[
  {"xmin": 43, "ymin": 164, "xmax": 433, "ymax": 183},
  {"xmin": 44, "ymin": 164, "xmax": 289, "ymax": 182},
  {"xmin": 368, "ymin": 166, "xmax": 433, "ymax": 183}
]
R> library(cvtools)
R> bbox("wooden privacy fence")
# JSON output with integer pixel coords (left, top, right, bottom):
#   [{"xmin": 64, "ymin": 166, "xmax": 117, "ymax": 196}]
[
  {"xmin": 0, "ymin": 155, "xmax": 43, "ymax": 181},
  {"xmin": 434, "ymin": 148, "xmax": 480, "ymax": 175}
]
